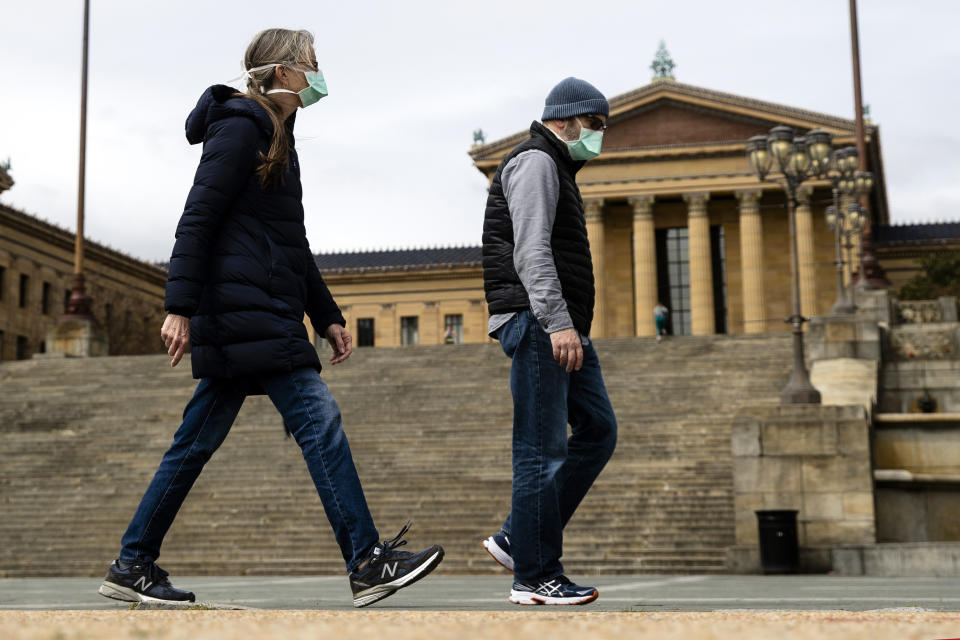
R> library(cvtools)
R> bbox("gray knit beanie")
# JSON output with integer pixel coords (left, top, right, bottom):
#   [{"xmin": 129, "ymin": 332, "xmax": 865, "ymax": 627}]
[{"xmin": 541, "ymin": 77, "xmax": 609, "ymax": 121}]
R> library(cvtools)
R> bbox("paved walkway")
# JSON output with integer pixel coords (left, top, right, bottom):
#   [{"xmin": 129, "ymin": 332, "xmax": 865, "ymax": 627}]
[{"xmin": 3, "ymin": 575, "xmax": 960, "ymax": 612}]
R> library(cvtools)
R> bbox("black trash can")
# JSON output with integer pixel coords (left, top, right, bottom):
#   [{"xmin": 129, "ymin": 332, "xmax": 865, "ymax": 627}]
[{"xmin": 755, "ymin": 509, "xmax": 799, "ymax": 574}]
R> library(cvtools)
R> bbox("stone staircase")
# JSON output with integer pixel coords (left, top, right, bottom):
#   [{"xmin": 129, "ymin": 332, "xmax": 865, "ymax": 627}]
[{"xmin": 0, "ymin": 334, "xmax": 791, "ymax": 577}]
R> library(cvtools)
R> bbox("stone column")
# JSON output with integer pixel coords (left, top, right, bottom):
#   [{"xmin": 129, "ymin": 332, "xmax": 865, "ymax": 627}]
[
  {"xmin": 629, "ymin": 195, "xmax": 657, "ymax": 336},
  {"xmin": 736, "ymin": 190, "xmax": 766, "ymax": 334},
  {"xmin": 795, "ymin": 186, "xmax": 818, "ymax": 319},
  {"xmin": 684, "ymin": 192, "xmax": 714, "ymax": 335},
  {"xmin": 584, "ymin": 199, "xmax": 606, "ymax": 337}
]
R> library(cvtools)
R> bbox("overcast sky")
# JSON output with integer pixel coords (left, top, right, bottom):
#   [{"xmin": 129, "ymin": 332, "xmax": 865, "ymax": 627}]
[{"xmin": 1, "ymin": 1, "xmax": 957, "ymax": 264}]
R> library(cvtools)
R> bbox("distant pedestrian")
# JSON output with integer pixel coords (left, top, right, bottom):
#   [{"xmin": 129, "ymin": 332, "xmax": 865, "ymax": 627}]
[
  {"xmin": 654, "ymin": 302, "xmax": 669, "ymax": 341},
  {"xmin": 444, "ymin": 327, "xmax": 456, "ymax": 344},
  {"xmin": 98, "ymin": 28, "xmax": 442, "ymax": 610},
  {"xmin": 480, "ymin": 77, "xmax": 617, "ymax": 606}
]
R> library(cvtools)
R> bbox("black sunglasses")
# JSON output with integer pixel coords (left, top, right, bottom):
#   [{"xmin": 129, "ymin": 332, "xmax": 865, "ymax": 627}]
[{"xmin": 579, "ymin": 115, "xmax": 608, "ymax": 132}]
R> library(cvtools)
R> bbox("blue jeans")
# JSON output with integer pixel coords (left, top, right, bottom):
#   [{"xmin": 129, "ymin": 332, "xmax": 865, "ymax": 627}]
[
  {"xmin": 496, "ymin": 311, "xmax": 617, "ymax": 582},
  {"xmin": 118, "ymin": 367, "xmax": 379, "ymax": 572}
]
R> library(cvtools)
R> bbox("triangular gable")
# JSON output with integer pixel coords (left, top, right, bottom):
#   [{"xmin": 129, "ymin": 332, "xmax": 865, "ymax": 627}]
[{"xmin": 602, "ymin": 99, "xmax": 780, "ymax": 151}]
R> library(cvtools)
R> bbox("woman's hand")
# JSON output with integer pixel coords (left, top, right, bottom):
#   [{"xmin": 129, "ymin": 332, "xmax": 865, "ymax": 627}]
[
  {"xmin": 161, "ymin": 314, "xmax": 190, "ymax": 367},
  {"xmin": 325, "ymin": 324, "xmax": 353, "ymax": 365}
]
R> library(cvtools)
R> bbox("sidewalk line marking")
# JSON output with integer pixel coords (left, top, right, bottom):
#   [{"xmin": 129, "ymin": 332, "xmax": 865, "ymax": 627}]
[
  {"xmin": 184, "ymin": 577, "xmax": 343, "ymax": 588},
  {"xmin": 601, "ymin": 576, "xmax": 710, "ymax": 593},
  {"xmin": 629, "ymin": 597, "xmax": 960, "ymax": 603},
  {"xmin": 0, "ymin": 603, "xmax": 105, "ymax": 609}
]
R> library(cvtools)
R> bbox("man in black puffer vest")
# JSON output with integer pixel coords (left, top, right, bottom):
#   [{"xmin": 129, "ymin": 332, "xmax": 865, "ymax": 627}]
[{"xmin": 480, "ymin": 78, "xmax": 618, "ymax": 606}]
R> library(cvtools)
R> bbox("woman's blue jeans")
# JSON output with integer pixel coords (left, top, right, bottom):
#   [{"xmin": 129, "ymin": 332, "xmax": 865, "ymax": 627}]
[
  {"xmin": 496, "ymin": 311, "xmax": 618, "ymax": 582},
  {"xmin": 118, "ymin": 367, "xmax": 379, "ymax": 572}
]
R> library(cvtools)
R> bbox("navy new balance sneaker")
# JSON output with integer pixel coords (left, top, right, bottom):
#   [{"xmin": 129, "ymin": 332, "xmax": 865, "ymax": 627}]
[
  {"xmin": 482, "ymin": 530, "xmax": 513, "ymax": 571},
  {"xmin": 348, "ymin": 522, "xmax": 444, "ymax": 608},
  {"xmin": 99, "ymin": 559, "xmax": 195, "ymax": 604},
  {"xmin": 509, "ymin": 575, "xmax": 598, "ymax": 605}
]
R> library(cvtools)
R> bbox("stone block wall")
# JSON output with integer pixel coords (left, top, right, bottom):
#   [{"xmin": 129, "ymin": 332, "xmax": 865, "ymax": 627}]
[
  {"xmin": 807, "ymin": 290, "xmax": 896, "ymax": 365},
  {"xmin": 728, "ymin": 404, "xmax": 875, "ymax": 572},
  {"xmin": 879, "ymin": 324, "xmax": 960, "ymax": 413}
]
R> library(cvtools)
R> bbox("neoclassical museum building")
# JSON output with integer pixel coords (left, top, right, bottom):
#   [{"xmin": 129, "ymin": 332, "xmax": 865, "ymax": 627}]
[{"xmin": 318, "ymin": 78, "xmax": 953, "ymax": 348}]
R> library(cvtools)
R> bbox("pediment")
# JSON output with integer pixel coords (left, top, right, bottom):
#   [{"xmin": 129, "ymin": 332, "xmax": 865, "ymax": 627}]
[{"xmin": 602, "ymin": 99, "xmax": 780, "ymax": 151}]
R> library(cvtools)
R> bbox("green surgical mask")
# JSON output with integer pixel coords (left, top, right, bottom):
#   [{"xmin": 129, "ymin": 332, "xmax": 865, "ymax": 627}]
[
  {"xmin": 242, "ymin": 63, "xmax": 329, "ymax": 108},
  {"xmin": 566, "ymin": 123, "xmax": 603, "ymax": 161},
  {"xmin": 266, "ymin": 70, "xmax": 328, "ymax": 108}
]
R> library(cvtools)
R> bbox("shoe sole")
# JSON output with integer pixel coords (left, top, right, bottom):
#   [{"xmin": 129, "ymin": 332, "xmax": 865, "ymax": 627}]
[
  {"xmin": 352, "ymin": 547, "xmax": 445, "ymax": 608},
  {"xmin": 99, "ymin": 581, "xmax": 195, "ymax": 605},
  {"xmin": 508, "ymin": 588, "xmax": 599, "ymax": 606},
  {"xmin": 482, "ymin": 537, "xmax": 514, "ymax": 572}
]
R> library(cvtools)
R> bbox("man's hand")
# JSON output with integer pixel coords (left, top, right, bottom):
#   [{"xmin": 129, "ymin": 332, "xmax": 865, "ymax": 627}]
[
  {"xmin": 161, "ymin": 313, "xmax": 190, "ymax": 368},
  {"xmin": 550, "ymin": 327, "xmax": 583, "ymax": 373},
  {"xmin": 325, "ymin": 324, "xmax": 353, "ymax": 365}
]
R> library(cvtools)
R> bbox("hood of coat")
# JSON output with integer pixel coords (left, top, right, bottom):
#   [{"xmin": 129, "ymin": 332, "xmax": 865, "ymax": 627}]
[{"xmin": 185, "ymin": 84, "xmax": 297, "ymax": 145}]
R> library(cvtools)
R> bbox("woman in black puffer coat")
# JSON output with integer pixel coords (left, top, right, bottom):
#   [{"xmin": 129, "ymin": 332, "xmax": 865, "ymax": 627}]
[{"xmin": 98, "ymin": 28, "xmax": 443, "ymax": 609}]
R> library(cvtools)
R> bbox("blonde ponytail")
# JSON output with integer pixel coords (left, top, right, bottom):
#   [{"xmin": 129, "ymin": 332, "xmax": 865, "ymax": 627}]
[{"xmin": 238, "ymin": 28, "xmax": 315, "ymax": 188}]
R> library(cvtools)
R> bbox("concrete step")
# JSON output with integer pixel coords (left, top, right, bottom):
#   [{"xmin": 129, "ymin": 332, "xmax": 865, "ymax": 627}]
[{"xmin": 0, "ymin": 334, "xmax": 793, "ymax": 576}]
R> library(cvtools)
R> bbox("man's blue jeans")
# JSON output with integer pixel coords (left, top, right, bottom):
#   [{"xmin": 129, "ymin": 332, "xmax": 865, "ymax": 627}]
[
  {"xmin": 118, "ymin": 367, "xmax": 379, "ymax": 572},
  {"xmin": 496, "ymin": 311, "xmax": 618, "ymax": 582}
]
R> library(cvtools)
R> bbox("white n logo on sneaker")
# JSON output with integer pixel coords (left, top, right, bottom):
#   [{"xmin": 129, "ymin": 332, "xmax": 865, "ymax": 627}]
[
  {"xmin": 134, "ymin": 576, "xmax": 153, "ymax": 591},
  {"xmin": 381, "ymin": 562, "xmax": 398, "ymax": 579}
]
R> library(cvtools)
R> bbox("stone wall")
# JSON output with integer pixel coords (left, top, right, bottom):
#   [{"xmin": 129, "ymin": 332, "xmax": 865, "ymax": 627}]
[
  {"xmin": 728, "ymin": 405, "xmax": 875, "ymax": 572},
  {"xmin": 872, "ymin": 413, "xmax": 960, "ymax": 543},
  {"xmin": 807, "ymin": 290, "xmax": 892, "ymax": 364},
  {"xmin": 880, "ymin": 322, "xmax": 960, "ymax": 414}
]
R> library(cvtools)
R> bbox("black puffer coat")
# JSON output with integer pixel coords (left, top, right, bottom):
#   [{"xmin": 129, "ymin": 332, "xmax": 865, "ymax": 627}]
[{"xmin": 165, "ymin": 85, "xmax": 344, "ymax": 385}]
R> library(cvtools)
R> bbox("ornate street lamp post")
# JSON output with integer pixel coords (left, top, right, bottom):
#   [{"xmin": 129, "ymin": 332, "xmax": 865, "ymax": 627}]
[
  {"xmin": 822, "ymin": 145, "xmax": 859, "ymax": 314},
  {"xmin": 846, "ymin": 204, "xmax": 867, "ymax": 286},
  {"xmin": 745, "ymin": 126, "xmax": 825, "ymax": 404},
  {"xmin": 850, "ymin": 171, "xmax": 875, "ymax": 289},
  {"xmin": 825, "ymin": 201, "xmax": 865, "ymax": 309}
]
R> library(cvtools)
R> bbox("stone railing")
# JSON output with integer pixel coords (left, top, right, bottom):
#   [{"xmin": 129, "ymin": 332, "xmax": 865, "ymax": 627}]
[{"xmin": 894, "ymin": 297, "xmax": 958, "ymax": 325}]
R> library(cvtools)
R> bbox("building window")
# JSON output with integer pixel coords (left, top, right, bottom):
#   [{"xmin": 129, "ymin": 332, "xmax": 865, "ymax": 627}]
[
  {"xmin": 357, "ymin": 318, "xmax": 375, "ymax": 347},
  {"xmin": 0, "ymin": 265, "xmax": 5, "ymax": 301},
  {"xmin": 655, "ymin": 226, "xmax": 727, "ymax": 336},
  {"xmin": 42, "ymin": 282, "xmax": 51, "ymax": 315},
  {"xmin": 401, "ymin": 316, "xmax": 419, "ymax": 346},
  {"xmin": 64, "ymin": 289, "xmax": 71, "ymax": 313},
  {"xmin": 16, "ymin": 335, "xmax": 28, "ymax": 360},
  {"xmin": 656, "ymin": 228, "xmax": 691, "ymax": 336},
  {"xmin": 444, "ymin": 314, "xmax": 463, "ymax": 344},
  {"xmin": 19, "ymin": 274, "xmax": 28, "ymax": 309},
  {"xmin": 710, "ymin": 225, "xmax": 728, "ymax": 334}
]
